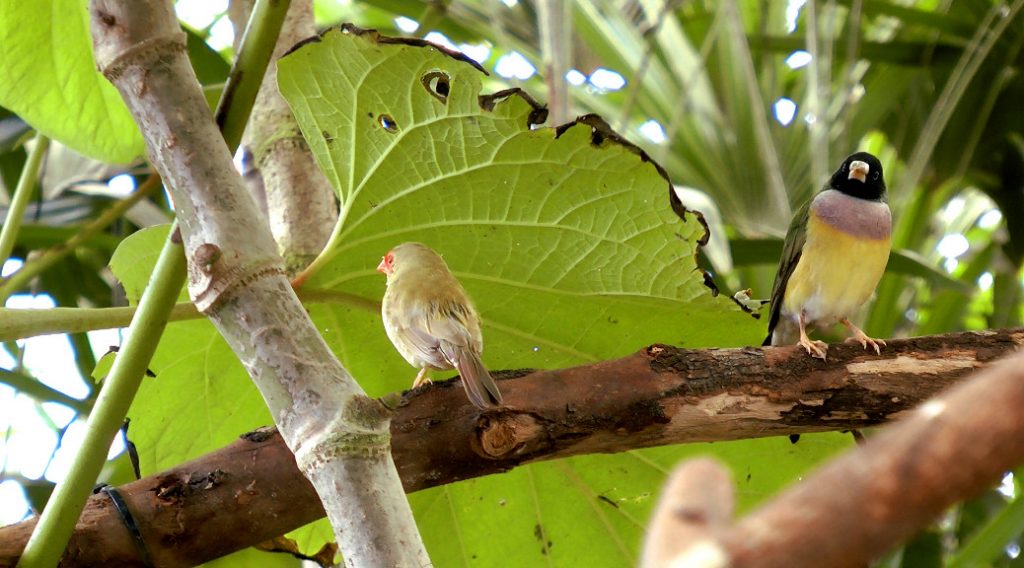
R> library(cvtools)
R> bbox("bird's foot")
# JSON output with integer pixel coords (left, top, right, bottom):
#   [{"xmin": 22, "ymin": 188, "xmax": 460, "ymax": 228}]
[
  {"xmin": 798, "ymin": 337, "xmax": 829, "ymax": 360},
  {"xmin": 412, "ymin": 368, "xmax": 433, "ymax": 389},
  {"xmin": 797, "ymin": 312, "xmax": 828, "ymax": 360},
  {"xmin": 843, "ymin": 333, "xmax": 886, "ymax": 355},
  {"xmin": 841, "ymin": 318, "xmax": 886, "ymax": 355}
]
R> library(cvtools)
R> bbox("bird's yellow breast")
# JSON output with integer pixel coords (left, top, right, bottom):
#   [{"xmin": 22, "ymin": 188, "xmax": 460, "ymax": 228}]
[{"xmin": 783, "ymin": 212, "xmax": 891, "ymax": 323}]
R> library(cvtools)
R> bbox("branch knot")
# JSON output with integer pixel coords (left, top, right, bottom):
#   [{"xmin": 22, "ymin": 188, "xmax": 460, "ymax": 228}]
[
  {"xmin": 97, "ymin": 30, "xmax": 187, "ymax": 81},
  {"xmin": 190, "ymin": 258, "xmax": 285, "ymax": 313},
  {"xmin": 475, "ymin": 413, "xmax": 546, "ymax": 459},
  {"xmin": 294, "ymin": 428, "xmax": 392, "ymax": 474}
]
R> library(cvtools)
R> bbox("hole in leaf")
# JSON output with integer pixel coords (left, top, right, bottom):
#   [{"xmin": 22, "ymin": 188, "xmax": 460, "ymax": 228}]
[
  {"xmin": 421, "ymin": 71, "xmax": 451, "ymax": 103},
  {"xmin": 378, "ymin": 114, "xmax": 398, "ymax": 133}
]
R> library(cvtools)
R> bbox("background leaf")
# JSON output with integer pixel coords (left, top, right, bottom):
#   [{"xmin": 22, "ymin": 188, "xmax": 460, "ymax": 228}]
[
  {"xmin": 108, "ymin": 225, "xmax": 189, "ymax": 304},
  {"xmin": 0, "ymin": 0, "xmax": 144, "ymax": 162}
]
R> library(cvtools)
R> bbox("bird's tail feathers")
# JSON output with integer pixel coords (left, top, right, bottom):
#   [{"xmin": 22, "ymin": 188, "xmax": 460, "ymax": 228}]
[{"xmin": 453, "ymin": 347, "xmax": 502, "ymax": 409}]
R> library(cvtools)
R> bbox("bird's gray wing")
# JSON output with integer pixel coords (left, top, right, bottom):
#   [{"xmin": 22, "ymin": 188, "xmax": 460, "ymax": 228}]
[{"xmin": 764, "ymin": 197, "xmax": 811, "ymax": 346}]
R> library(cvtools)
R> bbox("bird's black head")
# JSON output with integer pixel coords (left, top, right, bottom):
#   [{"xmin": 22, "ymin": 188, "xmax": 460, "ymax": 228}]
[{"xmin": 829, "ymin": 151, "xmax": 886, "ymax": 200}]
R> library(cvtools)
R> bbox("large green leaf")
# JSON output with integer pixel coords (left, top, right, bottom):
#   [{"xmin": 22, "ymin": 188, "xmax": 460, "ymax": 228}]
[
  {"xmin": 0, "ymin": 0, "xmax": 144, "ymax": 162},
  {"xmin": 275, "ymin": 26, "xmax": 763, "ymax": 384}
]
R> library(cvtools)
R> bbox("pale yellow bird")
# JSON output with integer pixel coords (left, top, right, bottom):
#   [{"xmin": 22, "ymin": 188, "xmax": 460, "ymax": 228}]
[{"xmin": 378, "ymin": 242, "xmax": 502, "ymax": 408}]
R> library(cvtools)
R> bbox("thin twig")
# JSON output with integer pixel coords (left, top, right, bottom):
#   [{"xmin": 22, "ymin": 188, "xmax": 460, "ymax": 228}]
[
  {"xmin": 15, "ymin": 225, "xmax": 186, "ymax": 568},
  {"xmin": 538, "ymin": 0, "xmax": 571, "ymax": 125},
  {"xmin": 0, "ymin": 175, "xmax": 162, "ymax": 300},
  {"xmin": 0, "ymin": 135, "xmax": 50, "ymax": 297}
]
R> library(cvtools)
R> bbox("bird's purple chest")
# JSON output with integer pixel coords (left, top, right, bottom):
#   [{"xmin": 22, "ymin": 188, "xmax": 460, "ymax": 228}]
[{"xmin": 811, "ymin": 190, "xmax": 891, "ymax": 239}]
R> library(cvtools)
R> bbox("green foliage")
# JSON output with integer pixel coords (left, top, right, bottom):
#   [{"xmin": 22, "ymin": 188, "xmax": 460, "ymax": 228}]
[
  {"xmin": 0, "ymin": 0, "xmax": 144, "ymax": 162},
  {"xmin": 184, "ymin": 27, "xmax": 231, "ymax": 87},
  {"xmin": 105, "ymin": 25, "xmax": 852, "ymax": 565},
  {"xmin": 345, "ymin": 0, "xmax": 1024, "ymax": 336},
  {"xmin": 201, "ymin": 546, "xmax": 302, "ymax": 568},
  {"xmin": 109, "ymin": 226, "xmax": 191, "ymax": 305},
  {"xmin": 91, "ymin": 351, "xmax": 115, "ymax": 383},
  {"xmin": 2, "ymin": 1, "xmax": 1022, "ymax": 566},
  {"xmin": 410, "ymin": 434, "xmax": 850, "ymax": 566},
  {"xmin": 950, "ymin": 482, "xmax": 1024, "ymax": 567}
]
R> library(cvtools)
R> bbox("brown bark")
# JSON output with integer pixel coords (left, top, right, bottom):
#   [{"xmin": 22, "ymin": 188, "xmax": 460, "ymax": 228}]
[
  {"xmin": 1, "ymin": 328, "xmax": 1021, "ymax": 566},
  {"xmin": 0, "ymin": 430, "xmax": 313, "ymax": 567},
  {"xmin": 646, "ymin": 349, "xmax": 1024, "ymax": 568}
]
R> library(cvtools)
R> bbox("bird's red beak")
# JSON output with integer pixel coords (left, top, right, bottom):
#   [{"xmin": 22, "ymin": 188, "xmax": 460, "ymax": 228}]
[
  {"xmin": 377, "ymin": 252, "xmax": 394, "ymax": 275},
  {"xmin": 849, "ymin": 160, "xmax": 869, "ymax": 183}
]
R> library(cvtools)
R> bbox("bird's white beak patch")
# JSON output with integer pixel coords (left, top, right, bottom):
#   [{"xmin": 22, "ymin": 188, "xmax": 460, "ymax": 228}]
[{"xmin": 849, "ymin": 160, "xmax": 869, "ymax": 182}]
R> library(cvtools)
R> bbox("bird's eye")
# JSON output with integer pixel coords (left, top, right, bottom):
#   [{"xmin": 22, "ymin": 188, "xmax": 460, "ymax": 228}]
[{"xmin": 872, "ymin": 171, "xmax": 879, "ymax": 180}]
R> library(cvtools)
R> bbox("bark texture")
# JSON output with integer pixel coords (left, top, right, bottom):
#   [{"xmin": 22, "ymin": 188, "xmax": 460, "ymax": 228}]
[
  {"xmin": 645, "ymin": 349, "xmax": 1024, "ymax": 568},
  {"xmin": 231, "ymin": 0, "xmax": 337, "ymax": 275}
]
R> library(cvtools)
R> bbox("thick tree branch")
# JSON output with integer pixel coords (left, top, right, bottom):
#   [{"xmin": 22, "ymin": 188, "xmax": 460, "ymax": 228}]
[
  {"xmin": 2, "ymin": 329, "xmax": 1020, "ymax": 566},
  {"xmin": 231, "ymin": 0, "xmax": 337, "ymax": 275},
  {"xmin": 646, "ymin": 349, "xmax": 1024, "ymax": 568}
]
